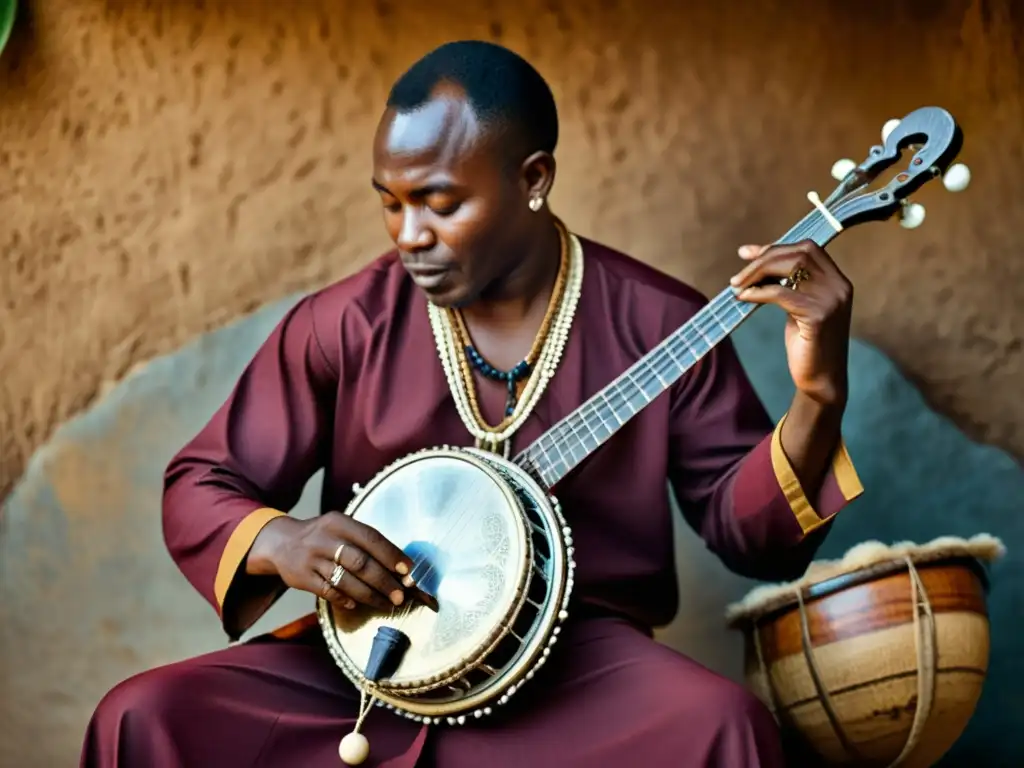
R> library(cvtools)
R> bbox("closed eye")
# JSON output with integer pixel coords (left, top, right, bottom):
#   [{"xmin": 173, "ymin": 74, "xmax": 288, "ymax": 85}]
[{"xmin": 429, "ymin": 200, "xmax": 461, "ymax": 217}]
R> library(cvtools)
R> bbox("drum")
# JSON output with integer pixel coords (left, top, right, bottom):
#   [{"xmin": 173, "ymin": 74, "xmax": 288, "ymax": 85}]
[{"xmin": 726, "ymin": 534, "xmax": 1004, "ymax": 767}]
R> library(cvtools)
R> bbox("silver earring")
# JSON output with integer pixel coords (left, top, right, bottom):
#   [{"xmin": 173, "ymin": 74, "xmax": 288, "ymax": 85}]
[{"xmin": 528, "ymin": 196, "xmax": 544, "ymax": 212}]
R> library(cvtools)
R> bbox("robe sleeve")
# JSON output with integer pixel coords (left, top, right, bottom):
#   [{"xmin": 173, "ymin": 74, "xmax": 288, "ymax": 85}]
[
  {"xmin": 667, "ymin": 333, "xmax": 864, "ymax": 583},
  {"xmin": 161, "ymin": 293, "xmax": 343, "ymax": 640}
]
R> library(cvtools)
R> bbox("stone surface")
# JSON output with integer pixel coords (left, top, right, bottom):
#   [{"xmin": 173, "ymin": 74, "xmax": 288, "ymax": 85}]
[
  {"xmin": 1, "ymin": 0, "xmax": 1023, "ymax": 503},
  {"xmin": 1, "ymin": 295, "xmax": 1021, "ymax": 767}
]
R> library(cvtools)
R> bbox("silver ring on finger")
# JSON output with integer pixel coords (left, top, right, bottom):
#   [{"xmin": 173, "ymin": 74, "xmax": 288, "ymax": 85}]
[
  {"xmin": 333, "ymin": 542, "xmax": 346, "ymax": 565},
  {"xmin": 329, "ymin": 564, "xmax": 346, "ymax": 588}
]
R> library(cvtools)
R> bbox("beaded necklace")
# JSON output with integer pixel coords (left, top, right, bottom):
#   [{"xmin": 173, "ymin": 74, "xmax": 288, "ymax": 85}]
[
  {"xmin": 446, "ymin": 243, "xmax": 568, "ymax": 421},
  {"xmin": 428, "ymin": 218, "xmax": 584, "ymax": 458}
]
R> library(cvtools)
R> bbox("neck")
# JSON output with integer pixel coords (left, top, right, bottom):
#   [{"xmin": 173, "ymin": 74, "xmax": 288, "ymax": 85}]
[
  {"xmin": 461, "ymin": 215, "xmax": 562, "ymax": 325},
  {"xmin": 511, "ymin": 204, "xmax": 845, "ymax": 491}
]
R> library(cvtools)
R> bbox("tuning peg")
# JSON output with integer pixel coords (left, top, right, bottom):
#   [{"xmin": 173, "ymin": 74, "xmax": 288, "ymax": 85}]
[
  {"xmin": 831, "ymin": 158, "xmax": 857, "ymax": 181},
  {"xmin": 881, "ymin": 119, "xmax": 901, "ymax": 143},
  {"xmin": 942, "ymin": 163, "xmax": 971, "ymax": 192},
  {"xmin": 899, "ymin": 201, "xmax": 926, "ymax": 229}
]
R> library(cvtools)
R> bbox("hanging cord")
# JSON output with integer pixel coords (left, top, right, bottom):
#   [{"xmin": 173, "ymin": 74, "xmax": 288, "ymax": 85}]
[
  {"xmin": 338, "ymin": 683, "xmax": 378, "ymax": 765},
  {"xmin": 752, "ymin": 620, "xmax": 782, "ymax": 721},
  {"xmin": 777, "ymin": 558, "xmax": 938, "ymax": 767},
  {"xmin": 795, "ymin": 587, "xmax": 866, "ymax": 763},
  {"xmin": 888, "ymin": 557, "xmax": 937, "ymax": 767}
]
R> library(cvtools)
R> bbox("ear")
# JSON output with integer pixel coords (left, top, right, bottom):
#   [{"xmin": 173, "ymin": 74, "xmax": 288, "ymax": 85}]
[{"xmin": 519, "ymin": 151, "xmax": 556, "ymax": 202}]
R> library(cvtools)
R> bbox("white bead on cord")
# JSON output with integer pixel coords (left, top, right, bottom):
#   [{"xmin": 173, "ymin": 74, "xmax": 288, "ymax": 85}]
[
  {"xmin": 339, "ymin": 733, "xmax": 370, "ymax": 765},
  {"xmin": 339, "ymin": 687, "xmax": 377, "ymax": 765}
]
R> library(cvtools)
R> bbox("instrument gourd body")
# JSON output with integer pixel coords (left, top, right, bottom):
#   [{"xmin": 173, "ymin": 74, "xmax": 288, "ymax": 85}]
[{"xmin": 318, "ymin": 445, "xmax": 573, "ymax": 723}]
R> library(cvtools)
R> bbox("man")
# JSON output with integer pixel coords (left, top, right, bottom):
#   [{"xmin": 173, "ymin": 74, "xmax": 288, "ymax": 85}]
[{"xmin": 80, "ymin": 40, "xmax": 862, "ymax": 767}]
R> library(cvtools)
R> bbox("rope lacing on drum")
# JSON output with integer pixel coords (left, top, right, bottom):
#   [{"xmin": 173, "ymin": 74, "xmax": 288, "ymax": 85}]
[{"xmin": 752, "ymin": 556, "xmax": 938, "ymax": 767}]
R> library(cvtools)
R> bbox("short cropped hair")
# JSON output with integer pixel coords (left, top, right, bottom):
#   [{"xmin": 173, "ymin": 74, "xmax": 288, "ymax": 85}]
[{"xmin": 387, "ymin": 40, "xmax": 559, "ymax": 162}]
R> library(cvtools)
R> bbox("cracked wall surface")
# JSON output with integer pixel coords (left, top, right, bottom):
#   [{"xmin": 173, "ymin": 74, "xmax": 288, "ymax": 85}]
[{"xmin": 1, "ymin": 0, "xmax": 1022, "ymax": 502}]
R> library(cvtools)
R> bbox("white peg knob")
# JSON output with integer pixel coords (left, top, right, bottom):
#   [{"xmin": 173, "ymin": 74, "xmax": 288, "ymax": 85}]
[
  {"xmin": 942, "ymin": 163, "xmax": 971, "ymax": 192},
  {"xmin": 831, "ymin": 158, "xmax": 857, "ymax": 181},
  {"xmin": 899, "ymin": 202, "xmax": 926, "ymax": 229},
  {"xmin": 882, "ymin": 118, "xmax": 901, "ymax": 143}
]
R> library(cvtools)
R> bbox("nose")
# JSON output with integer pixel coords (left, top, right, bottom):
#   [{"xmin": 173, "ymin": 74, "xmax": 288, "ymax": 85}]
[{"xmin": 396, "ymin": 209, "xmax": 435, "ymax": 253}]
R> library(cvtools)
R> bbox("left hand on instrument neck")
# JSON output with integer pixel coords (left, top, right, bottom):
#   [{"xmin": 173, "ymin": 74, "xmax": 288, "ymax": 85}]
[{"xmin": 729, "ymin": 239, "xmax": 852, "ymax": 409}]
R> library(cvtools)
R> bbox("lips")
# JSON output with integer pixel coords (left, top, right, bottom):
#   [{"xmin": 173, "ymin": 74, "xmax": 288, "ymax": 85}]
[
  {"xmin": 407, "ymin": 266, "xmax": 450, "ymax": 277},
  {"xmin": 406, "ymin": 264, "xmax": 453, "ymax": 290},
  {"xmin": 405, "ymin": 263, "xmax": 453, "ymax": 277}
]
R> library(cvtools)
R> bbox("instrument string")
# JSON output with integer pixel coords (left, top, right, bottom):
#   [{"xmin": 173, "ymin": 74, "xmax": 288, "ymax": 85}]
[
  {"xmin": 385, "ymin": 263, "xmax": 804, "ymax": 631},
  {"xmin": 382, "ymin": 216, "xmax": 828, "ymax": 632},
  {"xmin": 527, "ymin": 287, "xmax": 766, "ymax": 481},
  {"xmin": 386, "ymin": 276, "xmax": 771, "ymax": 628},
  {"xmin": 522, "ymin": 207, "xmax": 835, "ymax": 485},
  {"xmin": 389, "ymin": 485, "xmax": 495, "ymax": 630}
]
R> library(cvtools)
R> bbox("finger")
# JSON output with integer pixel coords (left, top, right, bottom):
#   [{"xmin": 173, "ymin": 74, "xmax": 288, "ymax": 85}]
[
  {"xmin": 738, "ymin": 244, "xmax": 771, "ymax": 260},
  {"xmin": 336, "ymin": 543, "xmax": 406, "ymax": 607},
  {"xmin": 316, "ymin": 570, "xmax": 356, "ymax": 610},
  {"xmin": 730, "ymin": 251, "xmax": 810, "ymax": 291},
  {"xmin": 773, "ymin": 240, "xmax": 838, "ymax": 274},
  {"xmin": 325, "ymin": 513, "xmax": 415, "ymax": 583},
  {"xmin": 733, "ymin": 283, "xmax": 818, "ymax": 312},
  {"xmin": 731, "ymin": 240, "xmax": 836, "ymax": 288},
  {"xmin": 317, "ymin": 558, "xmax": 395, "ymax": 612}
]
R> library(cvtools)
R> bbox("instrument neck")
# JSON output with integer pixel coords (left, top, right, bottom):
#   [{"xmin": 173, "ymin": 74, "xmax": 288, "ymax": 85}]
[{"xmin": 512, "ymin": 205, "xmax": 844, "ymax": 491}]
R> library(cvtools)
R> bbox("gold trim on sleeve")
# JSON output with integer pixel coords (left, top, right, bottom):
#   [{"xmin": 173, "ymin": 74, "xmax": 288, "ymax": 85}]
[
  {"xmin": 213, "ymin": 507, "xmax": 287, "ymax": 609},
  {"xmin": 770, "ymin": 415, "xmax": 864, "ymax": 534}
]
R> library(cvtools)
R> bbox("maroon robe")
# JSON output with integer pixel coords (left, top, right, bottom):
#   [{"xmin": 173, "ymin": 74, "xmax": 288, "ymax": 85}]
[{"xmin": 80, "ymin": 236, "xmax": 862, "ymax": 767}]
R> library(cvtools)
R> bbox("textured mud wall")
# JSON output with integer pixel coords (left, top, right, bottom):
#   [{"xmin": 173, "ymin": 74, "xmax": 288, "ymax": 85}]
[{"xmin": 0, "ymin": 0, "xmax": 1022, "ymax": 501}]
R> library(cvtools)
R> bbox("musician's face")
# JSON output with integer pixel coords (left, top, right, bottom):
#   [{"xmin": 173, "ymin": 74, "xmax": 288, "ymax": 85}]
[{"xmin": 372, "ymin": 87, "xmax": 550, "ymax": 307}]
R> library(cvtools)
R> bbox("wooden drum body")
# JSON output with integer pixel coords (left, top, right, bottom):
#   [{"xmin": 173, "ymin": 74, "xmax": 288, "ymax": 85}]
[
  {"xmin": 316, "ymin": 446, "xmax": 574, "ymax": 725},
  {"xmin": 727, "ymin": 536, "xmax": 1004, "ymax": 767}
]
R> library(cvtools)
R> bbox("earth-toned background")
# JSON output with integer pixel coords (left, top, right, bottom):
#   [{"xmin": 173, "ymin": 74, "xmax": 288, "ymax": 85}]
[{"xmin": 1, "ymin": 1, "xmax": 1021, "ymax": 765}]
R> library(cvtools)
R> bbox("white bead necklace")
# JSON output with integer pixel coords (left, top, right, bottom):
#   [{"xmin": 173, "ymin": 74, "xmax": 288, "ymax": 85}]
[{"xmin": 428, "ymin": 229, "xmax": 584, "ymax": 458}]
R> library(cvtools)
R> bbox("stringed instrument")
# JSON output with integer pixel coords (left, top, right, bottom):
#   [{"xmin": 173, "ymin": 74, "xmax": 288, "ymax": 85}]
[{"xmin": 317, "ymin": 106, "xmax": 970, "ymax": 764}]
